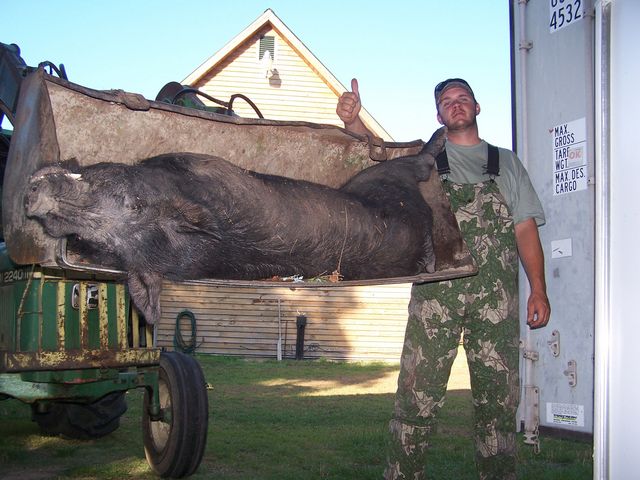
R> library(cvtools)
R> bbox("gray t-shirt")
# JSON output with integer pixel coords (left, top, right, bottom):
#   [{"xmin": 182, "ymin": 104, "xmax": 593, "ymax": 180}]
[{"xmin": 443, "ymin": 140, "xmax": 545, "ymax": 226}]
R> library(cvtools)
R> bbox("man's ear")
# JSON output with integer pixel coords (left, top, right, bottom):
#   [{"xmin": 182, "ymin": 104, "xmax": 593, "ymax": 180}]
[
  {"xmin": 437, "ymin": 113, "xmax": 444, "ymax": 125},
  {"xmin": 475, "ymin": 103, "xmax": 481, "ymax": 115}
]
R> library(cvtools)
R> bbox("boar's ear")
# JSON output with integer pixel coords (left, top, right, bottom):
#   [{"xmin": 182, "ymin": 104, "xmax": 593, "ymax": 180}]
[
  {"xmin": 30, "ymin": 165, "xmax": 72, "ymax": 179},
  {"xmin": 59, "ymin": 157, "xmax": 82, "ymax": 172},
  {"xmin": 127, "ymin": 271, "xmax": 163, "ymax": 325},
  {"xmin": 172, "ymin": 198, "xmax": 222, "ymax": 240}
]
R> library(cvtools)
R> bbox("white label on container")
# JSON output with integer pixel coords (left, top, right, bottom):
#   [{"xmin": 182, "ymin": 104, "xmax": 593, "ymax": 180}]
[
  {"xmin": 547, "ymin": 402, "xmax": 585, "ymax": 427},
  {"xmin": 552, "ymin": 118, "xmax": 588, "ymax": 196},
  {"xmin": 551, "ymin": 238, "xmax": 572, "ymax": 259},
  {"xmin": 549, "ymin": 0, "xmax": 585, "ymax": 33}
]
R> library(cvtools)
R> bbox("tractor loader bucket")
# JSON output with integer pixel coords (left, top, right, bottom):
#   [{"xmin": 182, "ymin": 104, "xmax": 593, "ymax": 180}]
[{"xmin": 2, "ymin": 69, "xmax": 476, "ymax": 286}]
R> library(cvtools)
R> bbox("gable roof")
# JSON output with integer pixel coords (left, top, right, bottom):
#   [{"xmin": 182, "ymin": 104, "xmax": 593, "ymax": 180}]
[{"xmin": 181, "ymin": 8, "xmax": 393, "ymax": 141}]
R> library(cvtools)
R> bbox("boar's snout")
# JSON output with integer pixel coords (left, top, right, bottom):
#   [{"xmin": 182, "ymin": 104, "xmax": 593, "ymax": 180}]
[{"xmin": 24, "ymin": 179, "xmax": 47, "ymax": 218}]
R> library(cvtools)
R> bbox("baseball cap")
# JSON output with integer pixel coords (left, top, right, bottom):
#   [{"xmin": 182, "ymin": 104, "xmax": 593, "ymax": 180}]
[{"xmin": 434, "ymin": 78, "xmax": 476, "ymax": 106}]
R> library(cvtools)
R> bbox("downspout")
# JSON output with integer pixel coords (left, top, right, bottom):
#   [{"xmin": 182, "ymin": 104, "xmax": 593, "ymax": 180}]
[{"xmin": 514, "ymin": 0, "xmax": 541, "ymax": 453}]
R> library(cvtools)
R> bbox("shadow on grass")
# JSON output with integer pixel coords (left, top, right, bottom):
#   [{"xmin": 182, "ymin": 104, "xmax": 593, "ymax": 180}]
[{"xmin": 0, "ymin": 356, "xmax": 593, "ymax": 480}]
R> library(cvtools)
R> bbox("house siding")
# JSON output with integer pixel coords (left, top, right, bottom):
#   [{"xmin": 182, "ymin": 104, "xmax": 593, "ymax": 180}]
[
  {"xmin": 158, "ymin": 281, "xmax": 411, "ymax": 362},
  {"xmin": 194, "ymin": 27, "xmax": 344, "ymax": 125}
]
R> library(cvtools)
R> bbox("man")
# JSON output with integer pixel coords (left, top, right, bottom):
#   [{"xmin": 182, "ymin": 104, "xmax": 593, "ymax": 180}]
[{"xmin": 336, "ymin": 78, "xmax": 550, "ymax": 479}]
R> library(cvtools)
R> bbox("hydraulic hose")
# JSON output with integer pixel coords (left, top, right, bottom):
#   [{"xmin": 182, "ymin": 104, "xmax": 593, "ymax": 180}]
[{"xmin": 173, "ymin": 310, "xmax": 198, "ymax": 354}]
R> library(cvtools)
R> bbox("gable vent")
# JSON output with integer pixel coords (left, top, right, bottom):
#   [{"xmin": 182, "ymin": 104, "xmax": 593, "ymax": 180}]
[{"xmin": 259, "ymin": 35, "xmax": 275, "ymax": 60}]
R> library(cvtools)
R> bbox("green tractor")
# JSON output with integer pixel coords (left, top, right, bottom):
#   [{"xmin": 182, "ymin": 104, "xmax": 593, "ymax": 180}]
[{"xmin": 0, "ymin": 42, "xmax": 208, "ymax": 478}]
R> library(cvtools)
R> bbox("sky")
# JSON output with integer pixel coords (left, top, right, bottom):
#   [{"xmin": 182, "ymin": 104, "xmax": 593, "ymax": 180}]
[{"xmin": 3, "ymin": 0, "xmax": 514, "ymax": 147}]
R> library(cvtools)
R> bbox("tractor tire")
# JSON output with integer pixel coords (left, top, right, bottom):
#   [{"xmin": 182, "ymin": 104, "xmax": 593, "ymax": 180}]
[
  {"xmin": 142, "ymin": 351, "xmax": 208, "ymax": 478},
  {"xmin": 31, "ymin": 391, "xmax": 127, "ymax": 439}
]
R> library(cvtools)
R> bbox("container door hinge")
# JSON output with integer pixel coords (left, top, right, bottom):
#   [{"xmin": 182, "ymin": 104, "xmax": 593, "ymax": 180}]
[
  {"xmin": 564, "ymin": 359, "xmax": 577, "ymax": 387},
  {"xmin": 547, "ymin": 330, "xmax": 560, "ymax": 357}
]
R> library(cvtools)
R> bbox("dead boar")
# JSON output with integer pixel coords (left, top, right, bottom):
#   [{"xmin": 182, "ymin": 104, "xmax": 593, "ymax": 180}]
[{"xmin": 24, "ymin": 127, "xmax": 445, "ymax": 324}]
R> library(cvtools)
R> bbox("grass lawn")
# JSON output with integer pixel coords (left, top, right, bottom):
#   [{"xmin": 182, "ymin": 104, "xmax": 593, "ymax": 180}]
[{"xmin": 0, "ymin": 355, "xmax": 593, "ymax": 479}]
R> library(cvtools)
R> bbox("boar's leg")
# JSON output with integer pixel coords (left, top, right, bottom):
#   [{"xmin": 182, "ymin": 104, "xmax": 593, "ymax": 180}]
[
  {"xmin": 127, "ymin": 271, "xmax": 163, "ymax": 325},
  {"xmin": 422, "ymin": 126, "xmax": 447, "ymax": 158}
]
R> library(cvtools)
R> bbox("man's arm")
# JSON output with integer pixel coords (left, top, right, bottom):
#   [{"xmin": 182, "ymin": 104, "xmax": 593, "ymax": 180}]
[
  {"xmin": 515, "ymin": 217, "xmax": 551, "ymax": 329},
  {"xmin": 336, "ymin": 78, "xmax": 373, "ymax": 136}
]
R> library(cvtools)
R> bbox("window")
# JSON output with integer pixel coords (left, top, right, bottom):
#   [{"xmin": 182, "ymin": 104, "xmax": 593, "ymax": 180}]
[{"xmin": 258, "ymin": 35, "xmax": 275, "ymax": 61}]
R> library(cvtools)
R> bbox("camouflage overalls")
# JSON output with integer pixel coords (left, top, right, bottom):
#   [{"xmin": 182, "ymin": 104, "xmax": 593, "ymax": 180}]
[{"xmin": 384, "ymin": 176, "xmax": 520, "ymax": 480}]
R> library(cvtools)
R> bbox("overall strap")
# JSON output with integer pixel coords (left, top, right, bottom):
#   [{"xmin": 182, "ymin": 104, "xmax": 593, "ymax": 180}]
[
  {"xmin": 485, "ymin": 143, "xmax": 500, "ymax": 178},
  {"xmin": 435, "ymin": 149, "xmax": 451, "ymax": 177},
  {"xmin": 435, "ymin": 143, "xmax": 501, "ymax": 179}
]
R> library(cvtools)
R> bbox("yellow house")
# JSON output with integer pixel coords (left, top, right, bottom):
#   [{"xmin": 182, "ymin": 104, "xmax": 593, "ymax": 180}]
[
  {"xmin": 181, "ymin": 8, "xmax": 392, "ymax": 139},
  {"xmin": 157, "ymin": 9, "xmax": 411, "ymax": 361}
]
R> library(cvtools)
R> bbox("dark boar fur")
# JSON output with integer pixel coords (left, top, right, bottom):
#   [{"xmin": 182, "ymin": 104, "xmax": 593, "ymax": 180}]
[{"xmin": 25, "ymin": 128, "xmax": 445, "ymax": 324}]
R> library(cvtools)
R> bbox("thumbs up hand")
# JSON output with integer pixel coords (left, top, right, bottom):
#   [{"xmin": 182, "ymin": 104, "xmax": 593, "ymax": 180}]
[{"xmin": 336, "ymin": 78, "xmax": 362, "ymax": 127}]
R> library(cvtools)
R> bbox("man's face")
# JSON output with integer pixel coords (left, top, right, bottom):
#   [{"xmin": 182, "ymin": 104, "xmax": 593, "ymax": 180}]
[{"xmin": 436, "ymin": 86, "xmax": 480, "ymax": 130}]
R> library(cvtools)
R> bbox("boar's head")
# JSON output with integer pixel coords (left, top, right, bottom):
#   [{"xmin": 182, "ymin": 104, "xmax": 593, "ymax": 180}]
[
  {"xmin": 26, "ymin": 163, "xmax": 161, "ymax": 248},
  {"xmin": 25, "ymin": 166, "xmax": 94, "ymax": 238},
  {"xmin": 24, "ymin": 160, "xmax": 224, "ymax": 325}
]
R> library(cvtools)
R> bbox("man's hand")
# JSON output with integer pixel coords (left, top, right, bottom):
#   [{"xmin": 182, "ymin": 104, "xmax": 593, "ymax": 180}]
[
  {"xmin": 337, "ymin": 78, "xmax": 362, "ymax": 125},
  {"xmin": 336, "ymin": 78, "xmax": 370, "ymax": 135},
  {"xmin": 527, "ymin": 289, "xmax": 551, "ymax": 329},
  {"xmin": 514, "ymin": 218, "xmax": 551, "ymax": 330}
]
